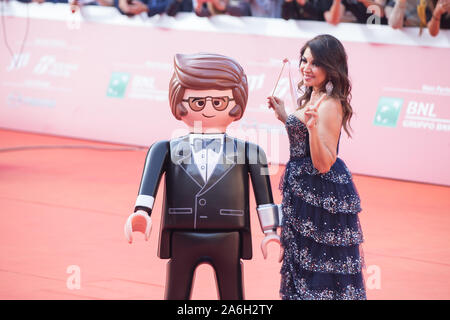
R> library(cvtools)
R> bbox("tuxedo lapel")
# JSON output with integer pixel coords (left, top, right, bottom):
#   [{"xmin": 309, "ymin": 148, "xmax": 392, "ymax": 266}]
[
  {"xmin": 172, "ymin": 136, "xmax": 205, "ymax": 188},
  {"xmin": 197, "ymin": 136, "xmax": 236, "ymax": 197}
]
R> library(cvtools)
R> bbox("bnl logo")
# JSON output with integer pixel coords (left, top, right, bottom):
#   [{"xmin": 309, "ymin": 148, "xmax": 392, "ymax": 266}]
[
  {"xmin": 373, "ymin": 97, "xmax": 403, "ymax": 127},
  {"xmin": 107, "ymin": 72, "xmax": 130, "ymax": 98}
]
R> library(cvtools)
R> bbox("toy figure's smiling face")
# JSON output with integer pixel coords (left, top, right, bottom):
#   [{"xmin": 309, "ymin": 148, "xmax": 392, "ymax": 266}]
[{"xmin": 180, "ymin": 89, "xmax": 237, "ymax": 133}]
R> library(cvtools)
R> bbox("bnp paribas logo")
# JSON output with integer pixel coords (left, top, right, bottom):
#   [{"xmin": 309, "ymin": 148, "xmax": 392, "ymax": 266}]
[
  {"xmin": 107, "ymin": 72, "xmax": 130, "ymax": 98},
  {"xmin": 373, "ymin": 97, "xmax": 404, "ymax": 127}
]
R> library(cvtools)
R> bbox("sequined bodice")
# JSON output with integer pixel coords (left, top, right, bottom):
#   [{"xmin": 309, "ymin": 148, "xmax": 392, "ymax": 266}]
[
  {"xmin": 285, "ymin": 114, "xmax": 310, "ymax": 159},
  {"xmin": 285, "ymin": 114, "xmax": 339, "ymax": 159}
]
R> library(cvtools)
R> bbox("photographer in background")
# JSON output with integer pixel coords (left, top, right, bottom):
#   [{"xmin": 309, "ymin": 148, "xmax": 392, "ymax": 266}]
[
  {"xmin": 325, "ymin": 0, "xmax": 387, "ymax": 25},
  {"xmin": 114, "ymin": 0, "xmax": 172, "ymax": 16},
  {"xmin": 17, "ymin": 0, "xmax": 114, "ymax": 6},
  {"xmin": 249, "ymin": 0, "xmax": 283, "ymax": 18},
  {"xmin": 165, "ymin": 0, "xmax": 193, "ymax": 16},
  {"xmin": 385, "ymin": 0, "xmax": 425, "ymax": 28},
  {"xmin": 194, "ymin": 0, "xmax": 251, "ymax": 17},
  {"xmin": 281, "ymin": 0, "xmax": 332, "ymax": 21},
  {"xmin": 428, "ymin": 0, "xmax": 450, "ymax": 35}
]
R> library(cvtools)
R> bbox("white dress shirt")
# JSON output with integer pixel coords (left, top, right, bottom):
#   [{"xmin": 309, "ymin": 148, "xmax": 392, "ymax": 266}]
[{"xmin": 189, "ymin": 133, "xmax": 225, "ymax": 183}]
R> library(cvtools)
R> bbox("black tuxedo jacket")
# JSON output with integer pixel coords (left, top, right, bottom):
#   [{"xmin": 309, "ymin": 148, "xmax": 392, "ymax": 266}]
[{"xmin": 135, "ymin": 134, "xmax": 274, "ymax": 260}]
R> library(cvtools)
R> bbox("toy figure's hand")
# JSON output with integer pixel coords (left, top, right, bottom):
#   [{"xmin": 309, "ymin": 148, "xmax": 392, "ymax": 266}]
[
  {"xmin": 261, "ymin": 231, "xmax": 283, "ymax": 262},
  {"xmin": 124, "ymin": 210, "xmax": 152, "ymax": 244}
]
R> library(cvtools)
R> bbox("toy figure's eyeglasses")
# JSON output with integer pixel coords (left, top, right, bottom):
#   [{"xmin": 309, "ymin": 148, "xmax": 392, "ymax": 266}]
[{"xmin": 182, "ymin": 96, "xmax": 235, "ymax": 112}]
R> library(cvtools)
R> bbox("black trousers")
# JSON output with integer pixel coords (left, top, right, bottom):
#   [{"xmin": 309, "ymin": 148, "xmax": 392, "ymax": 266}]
[{"xmin": 165, "ymin": 231, "xmax": 244, "ymax": 300}]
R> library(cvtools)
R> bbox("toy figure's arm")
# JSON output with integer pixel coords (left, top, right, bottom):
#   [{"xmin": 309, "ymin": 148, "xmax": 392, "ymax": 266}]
[
  {"xmin": 124, "ymin": 140, "xmax": 169, "ymax": 244},
  {"xmin": 135, "ymin": 140, "xmax": 170, "ymax": 214},
  {"xmin": 246, "ymin": 142, "xmax": 282, "ymax": 262}
]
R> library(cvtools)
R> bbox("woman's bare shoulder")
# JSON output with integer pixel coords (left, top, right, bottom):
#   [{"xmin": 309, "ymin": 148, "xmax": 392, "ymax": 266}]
[
  {"xmin": 317, "ymin": 97, "xmax": 343, "ymax": 133},
  {"xmin": 319, "ymin": 96, "xmax": 343, "ymax": 117}
]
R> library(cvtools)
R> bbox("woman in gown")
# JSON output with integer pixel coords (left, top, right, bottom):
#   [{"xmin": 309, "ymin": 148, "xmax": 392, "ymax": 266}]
[{"xmin": 267, "ymin": 34, "xmax": 366, "ymax": 300}]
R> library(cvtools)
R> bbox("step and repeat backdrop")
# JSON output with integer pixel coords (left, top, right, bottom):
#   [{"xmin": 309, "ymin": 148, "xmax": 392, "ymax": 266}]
[{"xmin": 1, "ymin": 2, "xmax": 449, "ymax": 186}]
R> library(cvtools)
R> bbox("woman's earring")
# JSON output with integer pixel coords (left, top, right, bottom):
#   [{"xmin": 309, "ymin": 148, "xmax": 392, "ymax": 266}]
[{"xmin": 325, "ymin": 81, "xmax": 334, "ymax": 96}]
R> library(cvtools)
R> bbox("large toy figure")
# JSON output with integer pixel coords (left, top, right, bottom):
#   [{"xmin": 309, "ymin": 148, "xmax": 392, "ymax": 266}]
[{"xmin": 124, "ymin": 53, "xmax": 281, "ymax": 300}]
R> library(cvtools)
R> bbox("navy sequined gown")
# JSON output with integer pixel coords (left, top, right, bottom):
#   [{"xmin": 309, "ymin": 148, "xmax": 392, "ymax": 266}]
[{"xmin": 279, "ymin": 114, "xmax": 366, "ymax": 300}]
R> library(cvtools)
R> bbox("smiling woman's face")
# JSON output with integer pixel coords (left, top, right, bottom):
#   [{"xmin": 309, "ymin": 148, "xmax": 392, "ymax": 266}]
[
  {"xmin": 299, "ymin": 47, "xmax": 327, "ymax": 90},
  {"xmin": 180, "ymin": 89, "xmax": 237, "ymax": 133}
]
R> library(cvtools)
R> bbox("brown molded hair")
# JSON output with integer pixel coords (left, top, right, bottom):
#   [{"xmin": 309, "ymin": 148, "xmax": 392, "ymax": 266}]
[
  {"xmin": 298, "ymin": 34, "xmax": 354, "ymax": 138},
  {"xmin": 169, "ymin": 53, "xmax": 248, "ymax": 121}
]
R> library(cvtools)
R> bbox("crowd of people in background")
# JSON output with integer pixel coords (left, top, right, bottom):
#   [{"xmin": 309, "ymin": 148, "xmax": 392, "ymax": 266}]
[{"xmin": 15, "ymin": 0, "xmax": 450, "ymax": 36}]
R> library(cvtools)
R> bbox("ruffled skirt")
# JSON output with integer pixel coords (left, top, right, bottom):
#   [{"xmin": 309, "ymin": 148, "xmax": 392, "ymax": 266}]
[{"xmin": 279, "ymin": 157, "xmax": 366, "ymax": 300}]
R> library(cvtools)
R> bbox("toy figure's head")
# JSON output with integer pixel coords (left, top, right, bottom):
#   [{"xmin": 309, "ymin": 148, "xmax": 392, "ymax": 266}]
[{"xmin": 169, "ymin": 53, "xmax": 248, "ymax": 133}]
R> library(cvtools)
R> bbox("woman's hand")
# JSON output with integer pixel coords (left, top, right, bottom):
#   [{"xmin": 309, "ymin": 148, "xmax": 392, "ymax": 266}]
[
  {"xmin": 304, "ymin": 94, "xmax": 327, "ymax": 131},
  {"xmin": 267, "ymin": 96, "xmax": 288, "ymax": 123}
]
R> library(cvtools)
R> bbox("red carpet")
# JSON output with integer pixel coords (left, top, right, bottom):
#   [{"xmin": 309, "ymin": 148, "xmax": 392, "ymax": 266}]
[{"xmin": 0, "ymin": 128, "xmax": 449, "ymax": 299}]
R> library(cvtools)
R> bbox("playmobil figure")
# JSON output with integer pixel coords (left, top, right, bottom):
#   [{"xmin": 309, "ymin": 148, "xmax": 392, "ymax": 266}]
[{"xmin": 124, "ymin": 53, "xmax": 281, "ymax": 300}]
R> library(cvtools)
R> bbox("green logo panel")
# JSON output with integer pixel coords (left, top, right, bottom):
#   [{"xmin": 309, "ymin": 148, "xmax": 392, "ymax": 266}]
[
  {"xmin": 107, "ymin": 72, "xmax": 130, "ymax": 98},
  {"xmin": 374, "ymin": 97, "xmax": 403, "ymax": 127}
]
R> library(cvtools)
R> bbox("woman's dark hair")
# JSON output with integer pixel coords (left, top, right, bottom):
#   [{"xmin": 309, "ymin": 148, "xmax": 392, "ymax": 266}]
[{"xmin": 298, "ymin": 34, "xmax": 354, "ymax": 138}]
